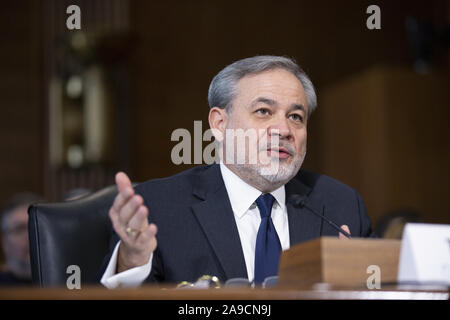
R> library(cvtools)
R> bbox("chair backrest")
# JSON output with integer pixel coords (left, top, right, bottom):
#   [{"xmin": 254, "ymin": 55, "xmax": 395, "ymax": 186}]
[{"xmin": 28, "ymin": 185, "xmax": 119, "ymax": 287}]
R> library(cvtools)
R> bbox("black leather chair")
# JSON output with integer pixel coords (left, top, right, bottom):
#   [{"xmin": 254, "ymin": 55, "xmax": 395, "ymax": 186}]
[{"xmin": 28, "ymin": 185, "xmax": 119, "ymax": 287}]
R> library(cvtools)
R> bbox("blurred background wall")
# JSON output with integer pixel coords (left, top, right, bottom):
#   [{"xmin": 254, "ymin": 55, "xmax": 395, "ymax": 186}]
[{"xmin": 0, "ymin": 0, "xmax": 448, "ymax": 259}]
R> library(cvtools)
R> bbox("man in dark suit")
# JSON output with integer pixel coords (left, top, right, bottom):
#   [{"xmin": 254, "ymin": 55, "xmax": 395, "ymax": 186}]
[{"xmin": 100, "ymin": 56, "xmax": 374, "ymax": 288}]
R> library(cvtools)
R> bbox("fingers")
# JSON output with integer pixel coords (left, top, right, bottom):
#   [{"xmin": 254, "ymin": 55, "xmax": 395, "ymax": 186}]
[
  {"xmin": 137, "ymin": 223, "xmax": 158, "ymax": 243},
  {"xmin": 116, "ymin": 223, "xmax": 158, "ymax": 272},
  {"xmin": 111, "ymin": 201, "xmax": 151, "ymax": 248},
  {"xmin": 339, "ymin": 224, "xmax": 351, "ymax": 239},
  {"xmin": 109, "ymin": 172, "xmax": 158, "ymax": 272},
  {"xmin": 127, "ymin": 205, "xmax": 149, "ymax": 233},
  {"xmin": 115, "ymin": 172, "xmax": 132, "ymax": 193},
  {"xmin": 118, "ymin": 194, "xmax": 144, "ymax": 226},
  {"xmin": 111, "ymin": 185, "xmax": 134, "ymax": 213},
  {"xmin": 135, "ymin": 223, "xmax": 158, "ymax": 250},
  {"xmin": 123, "ymin": 222, "xmax": 157, "ymax": 253},
  {"xmin": 109, "ymin": 171, "xmax": 145, "ymax": 238},
  {"xmin": 110, "ymin": 172, "xmax": 134, "ymax": 217}
]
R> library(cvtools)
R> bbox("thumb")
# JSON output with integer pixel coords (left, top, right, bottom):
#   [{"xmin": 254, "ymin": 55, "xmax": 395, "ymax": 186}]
[
  {"xmin": 339, "ymin": 224, "xmax": 351, "ymax": 239},
  {"xmin": 115, "ymin": 172, "xmax": 132, "ymax": 193}
]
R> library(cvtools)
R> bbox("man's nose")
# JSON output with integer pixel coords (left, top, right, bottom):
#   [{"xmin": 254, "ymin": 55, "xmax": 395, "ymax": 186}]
[{"xmin": 268, "ymin": 116, "xmax": 292, "ymax": 140}]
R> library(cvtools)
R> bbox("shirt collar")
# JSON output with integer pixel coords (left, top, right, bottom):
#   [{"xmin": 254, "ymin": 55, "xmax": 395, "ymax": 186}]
[{"xmin": 219, "ymin": 162, "xmax": 286, "ymax": 218}]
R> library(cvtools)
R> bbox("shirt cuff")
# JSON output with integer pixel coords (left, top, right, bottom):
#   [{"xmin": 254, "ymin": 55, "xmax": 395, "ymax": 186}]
[{"xmin": 100, "ymin": 240, "xmax": 153, "ymax": 289}]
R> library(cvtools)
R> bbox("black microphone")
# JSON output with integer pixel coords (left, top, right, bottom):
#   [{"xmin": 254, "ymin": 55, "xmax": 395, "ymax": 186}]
[{"xmin": 289, "ymin": 194, "xmax": 352, "ymax": 239}]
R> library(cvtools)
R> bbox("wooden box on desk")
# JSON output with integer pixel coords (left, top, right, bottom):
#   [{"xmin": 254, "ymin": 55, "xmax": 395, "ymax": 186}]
[{"xmin": 278, "ymin": 237, "xmax": 401, "ymax": 287}]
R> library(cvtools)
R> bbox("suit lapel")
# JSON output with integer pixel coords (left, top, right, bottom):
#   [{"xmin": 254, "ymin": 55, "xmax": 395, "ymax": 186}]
[
  {"xmin": 190, "ymin": 165, "xmax": 248, "ymax": 280},
  {"xmin": 189, "ymin": 165, "xmax": 325, "ymax": 278},
  {"xmin": 285, "ymin": 173, "xmax": 323, "ymax": 246}
]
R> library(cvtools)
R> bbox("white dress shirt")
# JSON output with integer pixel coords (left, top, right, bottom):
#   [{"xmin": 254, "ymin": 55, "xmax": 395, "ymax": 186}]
[
  {"xmin": 219, "ymin": 163, "xmax": 290, "ymax": 282},
  {"xmin": 101, "ymin": 163, "xmax": 290, "ymax": 288}
]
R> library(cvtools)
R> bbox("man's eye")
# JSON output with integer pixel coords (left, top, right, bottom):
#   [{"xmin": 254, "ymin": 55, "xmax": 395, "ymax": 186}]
[
  {"xmin": 255, "ymin": 108, "xmax": 270, "ymax": 116},
  {"xmin": 289, "ymin": 114, "xmax": 304, "ymax": 122}
]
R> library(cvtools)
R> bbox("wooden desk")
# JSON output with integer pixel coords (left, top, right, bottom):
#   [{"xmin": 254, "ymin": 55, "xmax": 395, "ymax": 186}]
[{"xmin": 0, "ymin": 285, "xmax": 448, "ymax": 300}]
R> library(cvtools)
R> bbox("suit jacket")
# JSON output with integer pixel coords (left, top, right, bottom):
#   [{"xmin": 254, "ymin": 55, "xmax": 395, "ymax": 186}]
[{"xmin": 100, "ymin": 164, "xmax": 374, "ymax": 284}]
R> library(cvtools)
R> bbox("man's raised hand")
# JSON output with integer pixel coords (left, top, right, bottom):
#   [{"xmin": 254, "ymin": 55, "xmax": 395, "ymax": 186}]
[{"xmin": 108, "ymin": 172, "xmax": 158, "ymax": 273}]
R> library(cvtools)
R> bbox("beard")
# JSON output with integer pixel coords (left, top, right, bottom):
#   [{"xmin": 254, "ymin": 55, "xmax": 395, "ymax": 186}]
[
  {"xmin": 257, "ymin": 151, "xmax": 305, "ymax": 184},
  {"xmin": 221, "ymin": 119, "xmax": 306, "ymax": 191},
  {"xmin": 229, "ymin": 139, "xmax": 306, "ymax": 192}
]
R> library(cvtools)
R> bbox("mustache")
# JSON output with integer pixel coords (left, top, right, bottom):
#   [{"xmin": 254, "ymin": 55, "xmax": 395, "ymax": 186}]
[{"xmin": 260, "ymin": 141, "xmax": 296, "ymax": 156}]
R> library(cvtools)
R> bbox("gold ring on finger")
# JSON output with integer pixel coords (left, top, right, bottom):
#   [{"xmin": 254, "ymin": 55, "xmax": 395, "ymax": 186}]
[{"xmin": 125, "ymin": 226, "xmax": 139, "ymax": 237}]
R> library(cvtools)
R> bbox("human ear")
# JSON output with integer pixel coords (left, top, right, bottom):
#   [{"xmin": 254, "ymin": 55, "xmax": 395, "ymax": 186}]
[{"xmin": 208, "ymin": 107, "xmax": 228, "ymax": 142}]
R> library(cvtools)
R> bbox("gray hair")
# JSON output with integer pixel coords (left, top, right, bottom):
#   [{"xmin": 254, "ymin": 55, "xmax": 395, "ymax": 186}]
[{"xmin": 208, "ymin": 55, "xmax": 317, "ymax": 117}]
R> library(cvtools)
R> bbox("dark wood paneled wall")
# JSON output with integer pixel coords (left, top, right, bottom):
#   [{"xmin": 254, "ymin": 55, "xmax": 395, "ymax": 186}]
[
  {"xmin": 320, "ymin": 66, "xmax": 450, "ymax": 224},
  {"xmin": 0, "ymin": 1, "xmax": 44, "ymax": 204}
]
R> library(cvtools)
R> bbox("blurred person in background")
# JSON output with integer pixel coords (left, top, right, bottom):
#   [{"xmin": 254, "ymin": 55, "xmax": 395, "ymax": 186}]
[{"xmin": 0, "ymin": 192, "xmax": 42, "ymax": 286}]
